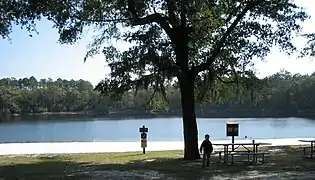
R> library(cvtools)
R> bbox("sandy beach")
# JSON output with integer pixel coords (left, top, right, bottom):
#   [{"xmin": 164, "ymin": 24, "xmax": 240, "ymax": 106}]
[{"xmin": 0, "ymin": 137, "xmax": 314, "ymax": 155}]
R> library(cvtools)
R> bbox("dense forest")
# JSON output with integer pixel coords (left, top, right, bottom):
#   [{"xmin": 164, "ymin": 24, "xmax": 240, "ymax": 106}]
[{"xmin": 1, "ymin": 70, "xmax": 315, "ymax": 120}]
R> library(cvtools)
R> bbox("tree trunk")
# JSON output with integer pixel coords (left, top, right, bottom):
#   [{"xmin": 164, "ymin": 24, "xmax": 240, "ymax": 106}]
[{"xmin": 178, "ymin": 72, "xmax": 200, "ymax": 160}]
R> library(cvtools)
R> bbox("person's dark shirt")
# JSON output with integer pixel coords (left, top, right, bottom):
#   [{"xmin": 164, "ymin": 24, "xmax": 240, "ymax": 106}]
[{"xmin": 200, "ymin": 139, "xmax": 213, "ymax": 153}]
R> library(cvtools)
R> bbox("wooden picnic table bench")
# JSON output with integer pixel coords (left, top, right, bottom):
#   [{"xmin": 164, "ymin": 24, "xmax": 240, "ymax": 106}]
[
  {"xmin": 217, "ymin": 150, "xmax": 250, "ymax": 162},
  {"xmin": 298, "ymin": 139, "xmax": 315, "ymax": 159},
  {"xmin": 213, "ymin": 142, "xmax": 271, "ymax": 165},
  {"xmin": 227, "ymin": 151, "xmax": 270, "ymax": 165}
]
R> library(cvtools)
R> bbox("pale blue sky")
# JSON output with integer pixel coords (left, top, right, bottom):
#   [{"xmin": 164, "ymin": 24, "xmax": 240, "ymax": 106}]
[{"xmin": 0, "ymin": 0, "xmax": 314, "ymax": 86}]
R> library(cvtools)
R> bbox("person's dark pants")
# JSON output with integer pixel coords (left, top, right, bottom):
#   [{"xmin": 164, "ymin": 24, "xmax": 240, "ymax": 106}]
[{"xmin": 203, "ymin": 152, "xmax": 211, "ymax": 167}]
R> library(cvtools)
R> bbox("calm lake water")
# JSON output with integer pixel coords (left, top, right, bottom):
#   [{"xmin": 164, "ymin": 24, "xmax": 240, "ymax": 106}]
[{"xmin": 0, "ymin": 117, "xmax": 314, "ymax": 143}]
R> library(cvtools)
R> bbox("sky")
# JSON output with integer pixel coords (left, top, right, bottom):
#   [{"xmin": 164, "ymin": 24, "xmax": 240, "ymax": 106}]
[{"xmin": 0, "ymin": 0, "xmax": 314, "ymax": 86}]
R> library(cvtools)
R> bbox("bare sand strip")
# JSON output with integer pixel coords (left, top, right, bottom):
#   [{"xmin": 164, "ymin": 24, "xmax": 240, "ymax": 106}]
[{"xmin": 0, "ymin": 137, "xmax": 313, "ymax": 155}]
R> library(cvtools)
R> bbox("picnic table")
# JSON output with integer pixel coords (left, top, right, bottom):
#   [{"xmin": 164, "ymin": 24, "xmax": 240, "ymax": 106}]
[
  {"xmin": 298, "ymin": 139, "xmax": 315, "ymax": 159},
  {"xmin": 213, "ymin": 141, "xmax": 271, "ymax": 165}
]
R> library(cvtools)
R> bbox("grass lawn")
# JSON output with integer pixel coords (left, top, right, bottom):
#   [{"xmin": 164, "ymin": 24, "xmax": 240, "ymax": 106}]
[{"xmin": 0, "ymin": 146, "xmax": 314, "ymax": 179}]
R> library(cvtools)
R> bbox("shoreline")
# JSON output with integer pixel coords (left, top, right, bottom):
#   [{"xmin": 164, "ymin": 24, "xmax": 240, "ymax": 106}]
[
  {"xmin": 0, "ymin": 136, "xmax": 312, "ymax": 144},
  {"xmin": 0, "ymin": 137, "xmax": 313, "ymax": 156},
  {"xmin": 2, "ymin": 111, "xmax": 315, "ymax": 122},
  {"xmin": 2, "ymin": 108, "xmax": 315, "ymax": 118}
]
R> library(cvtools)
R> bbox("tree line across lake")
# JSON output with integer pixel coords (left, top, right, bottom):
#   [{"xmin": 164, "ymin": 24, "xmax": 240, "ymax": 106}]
[{"xmin": 1, "ymin": 70, "xmax": 315, "ymax": 120}]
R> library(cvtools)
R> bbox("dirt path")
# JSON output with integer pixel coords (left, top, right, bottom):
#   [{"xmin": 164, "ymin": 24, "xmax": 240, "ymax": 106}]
[
  {"xmin": 210, "ymin": 171, "xmax": 315, "ymax": 180},
  {"xmin": 73, "ymin": 168, "xmax": 315, "ymax": 180}
]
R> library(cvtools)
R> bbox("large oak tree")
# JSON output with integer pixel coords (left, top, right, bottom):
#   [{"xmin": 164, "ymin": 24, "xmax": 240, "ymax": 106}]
[{"xmin": 0, "ymin": 0, "xmax": 309, "ymax": 160}]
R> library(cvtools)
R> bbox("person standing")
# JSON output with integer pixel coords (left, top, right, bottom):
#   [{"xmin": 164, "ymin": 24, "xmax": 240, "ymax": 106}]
[{"xmin": 200, "ymin": 134, "xmax": 213, "ymax": 167}]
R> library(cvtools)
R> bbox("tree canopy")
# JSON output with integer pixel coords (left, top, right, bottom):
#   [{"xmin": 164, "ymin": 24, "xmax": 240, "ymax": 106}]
[{"xmin": 0, "ymin": 1, "xmax": 309, "ymax": 93}]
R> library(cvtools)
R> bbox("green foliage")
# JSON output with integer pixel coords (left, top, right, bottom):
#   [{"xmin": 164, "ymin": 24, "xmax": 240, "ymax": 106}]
[
  {"xmin": 1, "ymin": 71, "xmax": 315, "ymax": 119},
  {"xmin": 0, "ymin": 0, "xmax": 309, "ymax": 102},
  {"xmin": 301, "ymin": 33, "xmax": 315, "ymax": 57},
  {"xmin": 0, "ymin": 76, "xmax": 175, "ymax": 117},
  {"xmin": 0, "ymin": 77, "xmax": 96, "ymax": 114}
]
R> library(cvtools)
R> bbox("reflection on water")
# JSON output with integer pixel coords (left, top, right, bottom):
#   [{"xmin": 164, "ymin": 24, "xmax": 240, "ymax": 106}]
[
  {"xmin": 0, "ymin": 117, "xmax": 314, "ymax": 143},
  {"xmin": 270, "ymin": 119, "xmax": 288, "ymax": 128}
]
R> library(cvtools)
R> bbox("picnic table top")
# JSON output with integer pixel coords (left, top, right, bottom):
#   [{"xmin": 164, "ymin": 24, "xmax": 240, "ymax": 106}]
[
  {"xmin": 213, "ymin": 142, "xmax": 272, "ymax": 146},
  {"xmin": 298, "ymin": 139, "xmax": 315, "ymax": 143}
]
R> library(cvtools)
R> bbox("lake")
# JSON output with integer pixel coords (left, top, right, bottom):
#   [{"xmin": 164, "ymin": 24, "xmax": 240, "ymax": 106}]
[{"xmin": 0, "ymin": 117, "xmax": 314, "ymax": 143}]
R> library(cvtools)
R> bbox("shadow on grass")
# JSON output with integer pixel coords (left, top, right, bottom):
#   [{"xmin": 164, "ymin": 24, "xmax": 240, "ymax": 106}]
[
  {"xmin": 0, "ymin": 146, "xmax": 315, "ymax": 179},
  {"xmin": 0, "ymin": 160, "xmax": 89, "ymax": 180}
]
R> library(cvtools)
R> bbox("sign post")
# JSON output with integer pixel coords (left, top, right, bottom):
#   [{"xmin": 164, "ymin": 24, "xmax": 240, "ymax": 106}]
[
  {"xmin": 226, "ymin": 122, "xmax": 239, "ymax": 151},
  {"xmin": 139, "ymin": 125, "xmax": 148, "ymax": 154}
]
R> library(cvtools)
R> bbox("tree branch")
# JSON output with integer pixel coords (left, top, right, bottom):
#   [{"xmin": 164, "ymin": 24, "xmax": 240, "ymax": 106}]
[
  {"xmin": 166, "ymin": 0, "xmax": 178, "ymax": 28},
  {"xmin": 77, "ymin": 1, "xmax": 175, "ymax": 42},
  {"xmin": 193, "ymin": 0, "xmax": 261, "ymax": 75},
  {"xmin": 74, "ymin": 11, "xmax": 130, "ymax": 23},
  {"xmin": 132, "ymin": 13, "xmax": 175, "ymax": 42},
  {"xmin": 210, "ymin": 65, "xmax": 238, "ymax": 84},
  {"xmin": 128, "ymin": 0, "xmax": 175, "ymax": 42},
  {"xmin": 225, "ymin": 2, "xmax": 244, "ymax": 24},
  {"xmin": 78, "ymin": 14, "xmax": 174, "ymax": 39}
]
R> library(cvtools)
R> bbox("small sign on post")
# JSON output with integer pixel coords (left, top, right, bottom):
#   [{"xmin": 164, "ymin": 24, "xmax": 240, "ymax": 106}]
[
  {"xmin": 226, "ymin": 121, "xmax": 239, "ymax": 151},
  {"xmin": 139, "ymin": 125, "xmax": 148, "ymax": 154}
]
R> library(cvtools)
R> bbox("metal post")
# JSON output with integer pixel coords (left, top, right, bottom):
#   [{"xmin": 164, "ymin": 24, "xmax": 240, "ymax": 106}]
[
  {"xmin": 252, "ymin": 140, "xmax": 255, "ymax": 152},
  {"xmin": 139, "ymin": 125, "xmax": 148, "ymax": 154},
  {"xmin": 311, "ymin": 142, "xmax": 314, "ymax": 158},
  {"xmin": 252, "ymin": 139, "xmax": 255, "ymax": 163},
  {"xmin": 232, "ymin": 135, "xmax": 235, "ymax": 151}
]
